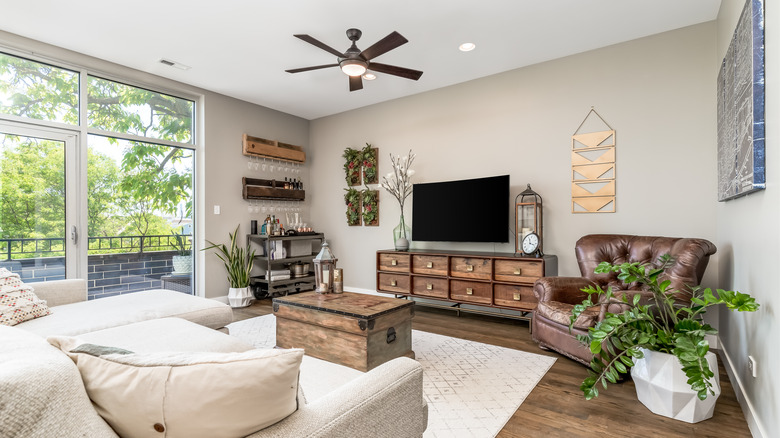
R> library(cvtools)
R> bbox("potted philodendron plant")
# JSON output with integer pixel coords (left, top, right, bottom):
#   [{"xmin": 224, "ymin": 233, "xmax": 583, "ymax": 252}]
[
  {"xmin": 572, "ymin": 254, "xmax": 759, "ymax": 423},
  {"xmin": 170, "ymin": 230, "xmax": 192, "ymax": 274},
  {"xmin": 203, "ymin": 225, "xmax": 256, "ymax": 308}
]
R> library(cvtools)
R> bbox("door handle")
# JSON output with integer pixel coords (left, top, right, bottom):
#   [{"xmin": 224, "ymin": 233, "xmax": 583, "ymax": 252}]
[
  {"xmin": 426, "ymin": 262, "xmax": 433, "ymax": 268},
  {"xmin": 466, "ymin": 288, "xmax": 473, "ymax": 295},
  {"xmin": 426, "ymin": 283, "xmax": 433, "ymax": 290},
  {"xmin": 71, "ymin": 226, "xmax": 78, "ymax": 243},
  {"xmin": 466, "ymin": 265, "xmax": 474, "ymax": 272},
  {"xmin": 390, "ymin": 280, "xmax": 397, "ymax": 287},
  {"xmin": 391, "ymin": 259, "xmax": 397, "ymax": 266}
]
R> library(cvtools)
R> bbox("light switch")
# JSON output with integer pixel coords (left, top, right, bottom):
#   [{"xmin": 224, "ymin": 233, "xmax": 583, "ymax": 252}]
[{"xmin": 213, "ymin": 205, "xmax": 221, "ymax": 215}]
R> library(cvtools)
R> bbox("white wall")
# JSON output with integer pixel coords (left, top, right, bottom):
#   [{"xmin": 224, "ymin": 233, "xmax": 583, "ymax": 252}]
[
  {"xmin": 715, "ymin": 1, "xmax": 778, "ymax": 436},
  {"xmin": 310, "ymin": 23, "xmax": 719, "ymax": 292}
]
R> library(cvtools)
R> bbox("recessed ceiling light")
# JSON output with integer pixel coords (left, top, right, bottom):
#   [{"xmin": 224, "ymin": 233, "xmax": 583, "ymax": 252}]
[
  {"xmin": 459, "ymin": 43, "xmax": 476, "ymax": 52},
  {"xmin": 159, "ymin": 59, "xmax": 191, "ymax": 70},
  {"xmin": 363, "ymin": 73, "xmax": 377, "ymax": 81}
]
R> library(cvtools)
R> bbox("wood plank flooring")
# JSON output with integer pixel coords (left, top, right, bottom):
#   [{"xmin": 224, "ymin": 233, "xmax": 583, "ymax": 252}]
[{"xmin": 232, "ymin": 299, "xmax": 752, "ymax": 438}]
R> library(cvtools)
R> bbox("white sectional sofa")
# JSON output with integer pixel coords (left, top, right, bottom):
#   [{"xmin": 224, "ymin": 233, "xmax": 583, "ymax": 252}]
[{"xmin": 1, "ymin": 280, "xmax": 429, "ymax": 437}]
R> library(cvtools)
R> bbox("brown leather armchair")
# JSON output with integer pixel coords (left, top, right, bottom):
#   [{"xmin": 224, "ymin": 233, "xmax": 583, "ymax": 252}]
[{"xmin": 531, "ymin": 234, "xmax": 716, "ymax": 365}]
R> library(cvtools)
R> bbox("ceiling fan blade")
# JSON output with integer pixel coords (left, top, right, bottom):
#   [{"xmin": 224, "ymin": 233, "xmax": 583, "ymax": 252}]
[
  {"xmin": 285, "ymin": 64, "xmax": 339, "ymax": 74},
  {"xmin": 359, "ymin": 31, "xmax": 408, "ymax": 61},
  {"xmin": 349, "ymin": 75, "xmax": 363, "ymax": 92},
  {"xmin": 294, "ymin": 34, "xmax": 345, "ymax": 57},
  {"xmin": 367, "ymin": 62, "xmax": 423, "ymax": 80}
]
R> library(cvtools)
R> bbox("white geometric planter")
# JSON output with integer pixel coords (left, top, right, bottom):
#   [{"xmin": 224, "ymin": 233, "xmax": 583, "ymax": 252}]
[
  {"xmin": 172, "ymin": 255, "xmax": 192, "ymax": 273},
  {"xmin": 228, "ymin": 287, "xmax": 253, "ymax": 308},
  {"xmin": 631, "ymin": 348, "xmax": 721, "ymax": 423}
]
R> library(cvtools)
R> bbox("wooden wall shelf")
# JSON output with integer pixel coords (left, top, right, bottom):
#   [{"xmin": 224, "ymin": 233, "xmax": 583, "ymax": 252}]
[
  {"xmin": 243, "ymin": 177, "xmax": 305, "ymax": 201},
  {"xmin": 243, "ymin": 134, "xmax": 306, "ymax": 163}
]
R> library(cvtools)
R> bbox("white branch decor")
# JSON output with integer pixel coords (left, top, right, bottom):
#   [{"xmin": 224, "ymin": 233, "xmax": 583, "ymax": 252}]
[{"xmin": 380, "ymin": 150, "xmax": 416, "ymax": 212}]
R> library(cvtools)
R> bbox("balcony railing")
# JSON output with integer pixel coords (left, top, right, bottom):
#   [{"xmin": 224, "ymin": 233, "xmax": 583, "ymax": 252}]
[{"xmin": 0, "ymin": 234, "xmax": 191, "ymax": 260}]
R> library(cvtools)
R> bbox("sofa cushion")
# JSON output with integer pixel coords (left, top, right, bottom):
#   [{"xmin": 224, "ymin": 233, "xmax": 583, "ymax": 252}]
[
  {"xmin": 17, "ymin": 289, "xmax": 232, "ymax": 336},
  {"xmin": 0, "ymin": 268, "xmax": 51, "ymax": 327},
  {"xmin": 0, "ymin": 325, "xmax": 117, "ymax": 438},
  {"xmin": 50, "ymin": 336, "xmax": 303, "ymax": 438},
  {"xmin": 536, "ymin": 300, "xmax": 601, "ymax": 330}
]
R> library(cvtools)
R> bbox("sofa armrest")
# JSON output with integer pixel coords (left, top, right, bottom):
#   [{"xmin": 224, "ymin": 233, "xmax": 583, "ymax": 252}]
[
  {"xmin": 31, "ymin": 279, "xmax": 87, "ymax": 306},
  {"xmin": 252, "ymin": 357, "xmax": 427, "ymax": 438},
  {"xmin": 533, "ymin": 277, "xmax": 596, "ymax": 304}
]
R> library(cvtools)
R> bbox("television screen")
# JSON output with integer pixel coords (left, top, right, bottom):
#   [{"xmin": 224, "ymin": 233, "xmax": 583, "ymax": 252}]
[{"xmin": 412, "ymin": 175, "xmax": 509, "ymax": 243}]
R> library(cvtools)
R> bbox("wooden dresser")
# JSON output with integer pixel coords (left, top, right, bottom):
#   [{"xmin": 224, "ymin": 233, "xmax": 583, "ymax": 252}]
[{"xmin": 376, "ymin": 249, "xmax": 557, "ymax": 320}]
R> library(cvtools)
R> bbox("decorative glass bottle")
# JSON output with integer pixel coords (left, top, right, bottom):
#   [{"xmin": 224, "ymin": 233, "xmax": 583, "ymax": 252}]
[{"xmin": 393, "ymin": 214, "xmax": 411, "ymax": 251}]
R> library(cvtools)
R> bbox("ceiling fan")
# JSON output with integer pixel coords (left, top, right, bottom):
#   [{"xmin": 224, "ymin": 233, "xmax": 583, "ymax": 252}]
[{"xmin": 285, "ymin": 28, "xmax": 423, "ymax": 92}]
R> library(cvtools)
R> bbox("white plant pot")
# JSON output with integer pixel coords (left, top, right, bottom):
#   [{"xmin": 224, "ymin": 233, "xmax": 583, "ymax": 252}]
[
  {"xmin": 631, "ymin": 348, "xmax": 721, "ymax": 423},
  {"xmin": 172, "ymin": 255, "xmax": 192, "ymax": 273},
  {"xmin": 228, "ymin": 287, "xmax": 253, "ymax": 308}
]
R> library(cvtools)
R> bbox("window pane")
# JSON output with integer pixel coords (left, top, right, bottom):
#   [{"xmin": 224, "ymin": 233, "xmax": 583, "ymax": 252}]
[
  {"xmin": 0, "ymin": 52, "xmax": 79, "ymax": 125},
  {"xmin": 0, "ymin": 132, "xmax": 66, "ymax": 282},
  {"xmin": 87, "ymin": 134, "xmax": 194, "ymax": 298},
  {"xmin": 88, "ymin": 76, "xmax": 194, "ymax": 144}
]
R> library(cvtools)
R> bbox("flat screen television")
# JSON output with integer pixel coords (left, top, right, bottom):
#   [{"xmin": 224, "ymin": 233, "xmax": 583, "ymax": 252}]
[{"xmin": 412, "ymin": 175, "xmax": 509, "ymax": 243}]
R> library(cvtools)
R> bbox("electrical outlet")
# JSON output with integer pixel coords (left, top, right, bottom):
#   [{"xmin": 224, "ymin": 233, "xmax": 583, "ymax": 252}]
[{"xmin": 747, "ymin": 355, "xmax": 757, "ymax": 378}]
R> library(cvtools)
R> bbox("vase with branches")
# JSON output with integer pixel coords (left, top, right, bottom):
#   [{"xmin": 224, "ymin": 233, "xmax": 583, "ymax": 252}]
[{"xmin": 380, "ymin": 150, "xmax": 415, "ymax": 250}]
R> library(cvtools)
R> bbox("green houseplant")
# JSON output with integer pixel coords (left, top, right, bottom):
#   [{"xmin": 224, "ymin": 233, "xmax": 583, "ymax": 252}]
[
  {"xmin": 572, "ymin": 255, "xmax": 759, "ymax": 406},
  {"xmin": 170, "ymin": 230, "xmax": 192, "ymax": 274},
  {"xmin": 203, "ymin": 224, "xmax": 255, "ymax": 307}
]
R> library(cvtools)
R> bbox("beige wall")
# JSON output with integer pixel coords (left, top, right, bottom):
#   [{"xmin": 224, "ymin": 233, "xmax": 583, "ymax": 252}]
[
  {"xmin": 716, "ymin": 0, "xmax": 777, "ymax": 436},
  {"xmin": 310, "ymin": 23, "xmax": 719, "ymax": 292}
]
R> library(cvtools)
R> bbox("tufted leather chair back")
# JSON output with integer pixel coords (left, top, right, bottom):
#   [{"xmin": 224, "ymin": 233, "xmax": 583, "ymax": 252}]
[{"xmin": 575, "ymin": 235, "xmax": 716, "ymax": 297}]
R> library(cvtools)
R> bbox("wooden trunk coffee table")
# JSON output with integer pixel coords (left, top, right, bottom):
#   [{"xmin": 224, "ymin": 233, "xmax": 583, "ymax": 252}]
[{"xmin": 273, "ymin": 292, "xmax": 415, "ymax": 371}]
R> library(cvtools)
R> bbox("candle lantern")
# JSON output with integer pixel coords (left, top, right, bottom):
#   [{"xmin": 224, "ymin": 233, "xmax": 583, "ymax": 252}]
[
  {"xmin": 313, "ymin": 241, "xmax": 338, "ymax": 293},
  {"xmin": 515, "ymin": 184, "xmax": 543, "ymax": 257}
]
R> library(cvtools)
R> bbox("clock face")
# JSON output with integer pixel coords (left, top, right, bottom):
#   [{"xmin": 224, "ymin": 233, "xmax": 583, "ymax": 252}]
[{"xmin": 522, "ymin": 232, "xmax": 539, "ymax": 254}]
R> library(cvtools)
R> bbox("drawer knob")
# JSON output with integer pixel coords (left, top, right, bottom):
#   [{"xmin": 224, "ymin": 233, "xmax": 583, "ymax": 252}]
[
  {"xmin": 466, "ymin": 288, "xmax": 473, "ymax": 295},
  {"xmin": 426, "ymin": 283, "xmax": 433, "ymax": 290},
  {"xmin": 390, "ymin": 280, "xmax": 397, "ymax": 287},
  {"xmin": 513, "ymin": 293, "xmax": 521, "ymax": 301},
  {"xmin": 466, "ymin": 264, "xmax": 474, "ymax": 272},
  {"xmin": 391, "ymin": 259, "xmax": 397, "ymax": 266},
  {"xmin": 514, "ymin": 269, "xmax": 522, "ymax": 275},
  {"xmin": 426, "ymin": 262, "xmax": 433, "ymax": 268}
]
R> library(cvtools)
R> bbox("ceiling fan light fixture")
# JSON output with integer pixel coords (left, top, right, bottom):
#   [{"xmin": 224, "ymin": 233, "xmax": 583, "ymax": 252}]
[
  {"xmin": 340, "ymin": 59, "xmax": 368, "ymax": 77},
  {"xmin": 363, "ymin": 73, "xmax": 377, "ymax": 81},
  {"xmin": 459, "ymin": 42, "xmax": 476, "ymax": 52}
]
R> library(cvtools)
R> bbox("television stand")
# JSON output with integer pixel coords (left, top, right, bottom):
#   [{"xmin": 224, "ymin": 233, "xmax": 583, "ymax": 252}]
[{"xmin": 375, "ymin": 249, "xmax": 557, "ymax": 330}]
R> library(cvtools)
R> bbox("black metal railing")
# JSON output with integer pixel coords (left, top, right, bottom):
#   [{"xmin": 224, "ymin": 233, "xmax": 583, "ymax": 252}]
[{"xmin": 0, "ymin": 234, "xmax": 192, "ymax": 261}]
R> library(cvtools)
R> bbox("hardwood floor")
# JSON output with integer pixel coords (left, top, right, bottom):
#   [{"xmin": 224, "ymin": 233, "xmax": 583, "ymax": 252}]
[{"xmin": 233, "ymin": 299, "xmax": 752, "ymax": 438}]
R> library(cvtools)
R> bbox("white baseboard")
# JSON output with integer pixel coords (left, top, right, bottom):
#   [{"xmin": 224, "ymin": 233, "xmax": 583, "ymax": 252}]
[
  {"xmin": 213, "ymin": 295, "xmax": 229, "ymax": 304},
  {"xmin": 718, "ymin": 336, "xmax": 766, "ymax": 438}
]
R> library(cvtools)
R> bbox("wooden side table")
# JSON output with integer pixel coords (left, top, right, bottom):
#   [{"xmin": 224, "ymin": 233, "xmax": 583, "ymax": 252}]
[{"xmin": 273, "ymin": 292, "xmax": 415, "ymax": 371}]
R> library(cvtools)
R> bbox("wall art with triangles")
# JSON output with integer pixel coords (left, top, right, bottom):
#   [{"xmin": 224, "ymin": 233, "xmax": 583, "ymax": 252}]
[{"xmin": 571, "ymin": 108, "xmax": 615, "ymax": 213}]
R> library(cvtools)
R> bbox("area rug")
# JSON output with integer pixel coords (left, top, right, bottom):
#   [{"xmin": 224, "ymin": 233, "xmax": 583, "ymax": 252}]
[{"xmin": 227, "ymin": 315, "xmax": 556, "ymax": 438}]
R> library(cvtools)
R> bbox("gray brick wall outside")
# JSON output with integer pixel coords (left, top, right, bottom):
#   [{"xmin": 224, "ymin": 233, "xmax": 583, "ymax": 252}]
[{"xmin": 0, "ymin": 251, "xmax": 191, "ymax": 300}]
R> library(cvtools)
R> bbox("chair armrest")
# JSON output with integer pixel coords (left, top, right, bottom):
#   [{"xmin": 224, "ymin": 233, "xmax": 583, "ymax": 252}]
[
  {"xmin": 30, "ymin": 279, "xmax": 87, "ymax": 306},
  {"xmin": 533, "ymin": 277, "xmax": 596, "ymax": 304},
  {"xmin": 253, "ymin": 357, "xmax": 427, "ymax": 438}
]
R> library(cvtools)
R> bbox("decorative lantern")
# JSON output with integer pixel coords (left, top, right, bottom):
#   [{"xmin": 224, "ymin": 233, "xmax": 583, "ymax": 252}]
[
  {"xmin": 313, "ymin": 241, "xmax": 338, "ymax": 293},
  {"xmin": 515, "ymin": 184, "xmax": 543, "ymax": 257}
]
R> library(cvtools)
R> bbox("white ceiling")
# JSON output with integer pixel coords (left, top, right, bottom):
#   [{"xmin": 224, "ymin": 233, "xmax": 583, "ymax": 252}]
[{"xmin": 0, "ymin": 1, "xmax": 721, "ymax": 120}]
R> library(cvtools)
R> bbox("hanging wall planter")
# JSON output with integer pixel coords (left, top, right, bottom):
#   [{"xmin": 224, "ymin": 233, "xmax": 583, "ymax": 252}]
[
  {"xmin": 344, "ymin": 188, "xmax": 362, "ymax": 226},
  {"xmin": 343, "ymin": 147, "xmax": 362, "ymax": 186},
  {"xmin": 361, "ymin": 143, "xmax": 378, "ymax": 185},
  {"xmin": 362, "ymin": 189, "xmax": 379, "ymax": 226}
]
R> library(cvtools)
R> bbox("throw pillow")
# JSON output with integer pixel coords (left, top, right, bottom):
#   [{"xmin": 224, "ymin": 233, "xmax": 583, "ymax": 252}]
[
  {"xmin": 0, "ymin": 267, "xmax": 50, "ymax": 326},
  {"xmin": 49, "ymin": 336, "xmax": 304, "ymax": 438}
]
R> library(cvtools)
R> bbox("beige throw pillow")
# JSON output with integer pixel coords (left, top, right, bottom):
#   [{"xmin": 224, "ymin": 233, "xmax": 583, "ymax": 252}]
[
  {"xmin": 0, "ymin": 267, "xmax": 50, "ymax": 326},
  {"xmin": 49, "ymin": 337, "xmax": 303, "ymax": 438}
]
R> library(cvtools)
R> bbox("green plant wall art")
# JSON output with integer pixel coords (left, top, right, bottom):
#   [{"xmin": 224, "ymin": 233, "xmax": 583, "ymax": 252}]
[
  {"xmin": 362, "ymin": 190, "xmax": 379, "ymax": 226},
  {"xmin": 343, "ymin": 147, "xmax": 362, "ymax": 186},
  {"xmin": 344, "ymin": 188, "xmax": 362, "ymax": 226}
]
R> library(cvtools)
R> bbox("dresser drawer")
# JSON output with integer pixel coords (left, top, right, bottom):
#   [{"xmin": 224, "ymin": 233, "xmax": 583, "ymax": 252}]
[
  {"xmin": 378, "ymin": 253, "xmax": 410, "ymax": 273},
  {"xmin": 450, "ymin": 280, "xmax": 492, "ymax": 305},
  {"xmin": 494, "ymin": 284, "xmax": 537, "ymax": 311},
  {"xmin": 377, "ymin": 273, "xmax": 410, "ymax": 294},
  {"xmin": 412, "ymin": 255, "xmax": 448, "ymax": 276},
  {"xmin": 494, "ymin": 259, "xmax": 543, "ymax": 283},
  {"xmin": 411, "ymin": 276, "xmax": 448, "ymax": 299},
  {"xmin": 450, "ymin": 257, "xmax": 491, "ymax": 280}
]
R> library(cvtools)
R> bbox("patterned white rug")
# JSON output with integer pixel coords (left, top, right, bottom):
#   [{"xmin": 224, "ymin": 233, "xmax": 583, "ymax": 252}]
[{"xmin": 227, "ymin": 315, "xmax": 556, "ymax": 438}]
